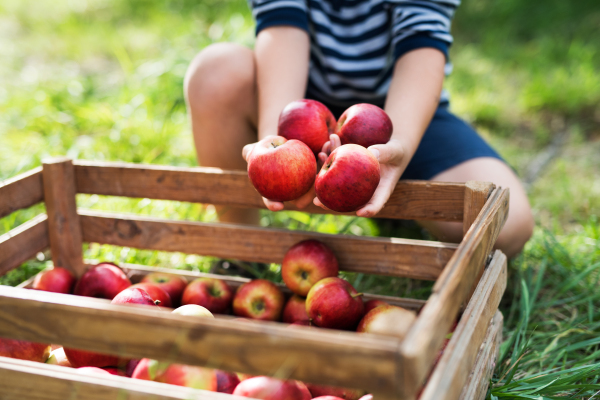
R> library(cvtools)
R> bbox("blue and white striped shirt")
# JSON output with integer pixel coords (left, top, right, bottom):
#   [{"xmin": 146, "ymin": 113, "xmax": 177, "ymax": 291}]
[{"xmin": 250, "ymin": 0, "xmax": 459, "ymax": 107}]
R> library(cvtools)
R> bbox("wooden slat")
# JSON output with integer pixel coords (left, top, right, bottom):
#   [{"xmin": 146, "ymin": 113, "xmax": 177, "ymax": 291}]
[
  {"xmin": 73, "ymin": 161, "xmax": 466, "ymax": 221},
  {"xmin": 79, "ymin": 210, "xmax": 457, "ymax": 281},
  {"xmin": 42, "ymin": 158, "xmax": 85, "ymax": 276},
  {"xmin": 0, "ymin": 214, "xmax": 49, "ymax": 276},
  {"xmin": 462, "ymin": 181, "xmax": 495, "ymax": 236},
  {"xmin": 0, "ymin": 286, "xmax": 401, "ymax": 398},
  {"xmin": 0, "ymin": 167, "xmax": 44, "ymax": 219},
  {"xmin": 398, "ymin": 188, "xmax": 509, "ymax": 399},
  {"xmin": 0, "ymin": 356, "xmax": 237, "ymax": 400},
  {"xmin": 419, "ymin": 251, "xmax": 507, "ymax": 400},
  {"xmin": 459, "ymin": 311, "xmax": 503, "ymax": 400}
]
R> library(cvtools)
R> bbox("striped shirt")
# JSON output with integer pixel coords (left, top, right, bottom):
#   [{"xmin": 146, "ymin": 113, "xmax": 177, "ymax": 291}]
[{"xmin": 250, "ymin": 0, "xmax": 459, "ymax": 107}]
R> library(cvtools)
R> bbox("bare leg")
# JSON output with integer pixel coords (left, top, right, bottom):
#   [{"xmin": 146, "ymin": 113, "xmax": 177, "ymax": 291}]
[
  {"xmin": 184, "ymin": 43, "xmax": 259, "ymax": 224},
  {"xmin": 419, "ymin": 157, "xmax": 534, "ymax": 258}
]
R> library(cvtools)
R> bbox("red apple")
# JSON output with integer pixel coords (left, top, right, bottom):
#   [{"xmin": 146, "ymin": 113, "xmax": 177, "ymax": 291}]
[
  {"xmin": 282, "ymin": 240, "xmax": 339, "ymax": 296},
  {"xmin": 307, "ymin": 384, "xmax": 364, "ymax": 400},
  {"xmin": 133, "ymin": 358, "xmax": 217, "ymax": 390},
  {"xmin": 126, "ymin": 359, "xmax": 141, "ymax": 377},
  {"xmin": 46, "ymin": 347, "xmax": 72, "ymax": 367},
  {"xmin": 282, "ymin": 295, "xmax": 309, "ymax": 324},
  {"xmin": 233, "ymin": 279, "xmax": 285, "ymax": 321},
  {"xmin": 32, "ymin": 267, "xmax": 76, "ymax": 294},
  {"xmin": 278, "ymin": 99, "xmax": 337, "ymax": 154},
  {"xmin": 233, "ymin": 376, "xmax": 311, "ymax": 400},
  {"xmin": 315, "ymin": 144, "xmax": 380, "ymax": 212},
  {"xmin": 363, "ymin": 299, "xmax": 389, "ymax": 314},
  {"xmin": 0, "ymin": 338, "xmax": 51, "ymax": 362},
  {"xmin": 306, "ymin": 277, "xmax": 364, "ymax": 330},
  {"xmin": 172, "ymin": 304, "xmax": 214, "ymax": 318},
  {"xmin": 216, "ymin": 370, "xmax": 241, "ymax": 394},
  {"xmin": 356, "ymin": 305, "xmax": 416, "ymax": 339},
  {"xmin": 182, "ymin": 277, "xmax": 234, "ymax": 314},
  {"xmin": 78, "ymin": 366, "xmax": 111, "ymax": 375},
  {"xmin": 358, "ymin": 395, "xmax": 373, "ymax": 400},
  {"xmin": 131, "ymin": 283, "xmax": 172, "ymax": 307},
  {"xmin": 103, "ymin": 367, "xmax": 127, "ymax": 376},
  {"xmin": 73, "ymin": 262, "xmax": 131, "ymax": 300},
  {"xmin": 63, "ymin": 347, "xmax": 123, "ymax": 368},
  {"xmin": 312, "ymin": 397, "xmax": 346, "ymax": 400},
  {"xmin": 141, "ymin": 272, "xmax": 188, "ymax": 307},
  {"xmin": 111, "ymin": 287, "xmax": 160, "ymax": 307},
  {"xmin": 336, "ymin": 104, "xmax": 393, "ymax": 148},
  {"xmin": 247, "ymin": 136, "xmax": 317, "ymax": 202}
]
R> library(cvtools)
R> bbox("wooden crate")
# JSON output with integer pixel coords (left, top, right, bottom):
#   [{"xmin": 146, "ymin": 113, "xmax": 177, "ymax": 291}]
[{"xmin": 0, "ymin": 158, "xmax": 509, "ymax": 400}]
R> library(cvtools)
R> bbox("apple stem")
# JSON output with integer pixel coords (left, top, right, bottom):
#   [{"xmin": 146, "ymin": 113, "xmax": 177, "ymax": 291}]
[
  {"xmin": 154, "ymin": 300, "xmax": 161, "ymax": 305},
  {"xmin": 352, "ymin": 293, "xmax": 364, "ymax": 299}
]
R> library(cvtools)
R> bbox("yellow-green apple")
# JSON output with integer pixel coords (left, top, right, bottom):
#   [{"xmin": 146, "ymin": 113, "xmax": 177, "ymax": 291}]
[
  {"xmin": 307, "ymin": 384, "xmax": 364, "ymax": 400},
  {"xmin": 363, "ymin": 299, "xmax": 389, "ymax": 314},
  {"xmin": 233, "ymin": 376, "xmax": 312, "ymax": 400},
  {"xmin": 63, "ymin": 347, "xmax": 123, "ymax": 368},
  {"xmin": 282, "ymin": 240, "xmax": 339, "ymax": 296},
  {"xmin": 131, "ymin": 282, "xmax": 172, "ymax": 307},
  {"xmin": 216, "ymin": 370, "xmax": 241, "ymax": 394},
  {"xmin": 356, "ymin": 305, "xmax": 416, "ymax": 339},
  {"xmin": 32, "ymin": 267, "xmax": 76, "ymax": 294},
  {"xmin": 282, "ymin": 295, "xmax": 310, "ymax": 324},
  {"xmin": 278, "ymin": 99, "xmax": 337, "ymax": 154},
  {"xmin": 111, "ymin": 287, "xmax": 160, "ymax": 307},
  {"xmin": 181, "ymin": 277, "xmax": 234, "ymax": 314},
  {"xmin": 73, "ymin": 262, "xmax": 131, "ymax": 300},
  {"xmin": 46, "ymin": 347, "xmax": 72, "ymax": 367},
  {"xmin": 0, "ymin": 338, "xmax": 51, "ymax": 362},
  {"xmin": 233, "ymin": 279, "xmax": 285, "ymax": 321},
  {"xmin": 315, "ymin": 144, "xmax": 380, "ymax": 212},
  {"xmin": 247, "ymin": 136, "xmax": 317, "ymax": 202},
  {"xmin": 172, "ymin": 304, "xmax": 214, "ymax": 318},
  {"xmin": 306, "ymin": 277, "xmax": 364, "ymax": 330},
  {"xmin": 141, "ymin": 272, "xmax": 188, "ymax": 307},
  {"xmin": 77, "ymin": 367, "xmax": 111, "ymax": 375},
  {"xmin": 336, "ymin": 104, "xmax": 393, "ymax": 148},
  {"xmin": 132, "ymin": 358, "xmax": 217, "ymax": 390}
]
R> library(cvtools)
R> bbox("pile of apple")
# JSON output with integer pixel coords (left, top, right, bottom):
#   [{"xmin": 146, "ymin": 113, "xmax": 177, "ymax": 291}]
[{"xmin": 248, "ymin": 100, "xmax": 393, "ymax": 212}]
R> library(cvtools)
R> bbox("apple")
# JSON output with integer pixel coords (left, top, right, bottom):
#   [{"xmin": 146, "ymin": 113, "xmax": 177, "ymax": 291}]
[
  {"xmin": 141, "ymin": 272, "xmax": 188, "ymax": 307},
  {"xmin": 356, "ymin": 305, "xmax": 416, "ymax": 340},
  {"xmin": 63, "ymin": 347, "xmax": 123, "ymax": 368},
  {"xmin": 126, "ymin": 359, "xmax": 141, "ymax": 377},
  {"xmin": 172, "ymin": 304, "xmax": 214, "ymax": 318},
  {"xmin": 216, "ymin": 370, "xmax": 241, "ymax": 394},
  {"xmin": 287, "ymin": 320, "xmax": 312, "ymax": 328},
  {"xmin": 307, "ymin": 384, "xmax": 364, "ymax": 400},
  {"xmin": 133, "ymin": 358, "xmax": 217, "ymax": 390},
  {"xmin": 282, "ymin": 295, "xmax": 309, "ymax": 324},
  {"xmin": 306, "ymin": 277, "xmax": 364, "ymax": 330},
  {"xmin": 233, "ymin": 279, "xmax": 285, "ymax": 321},
  {"xmin": 278, "ymin": 99, "xmax": 337, "ymax": 154},
  {"xmin": 358, "ymin": 395, "xmax": 373, "ymax": 400},
  {"xmin": 282, "ymin": 240, "xmax": 339, "ymax": 296},
  {"xmin": 363, "ymin": 299, "xmax": 389, "ymax": 314},
  {"xmin": 32, "ymin": 267, "xmax": 76, "ymax": 294},
  {"xmin": 0, "ymin": 338, "xmax": 51, "ymax": 362},
  {"xmin": 131, "ymin": 282, "xmax": 172, "ymax": 307},
  {"xmin": 103, "ymin": 367, "xmax": 127, "ymax": 376},
  {"xmin": 182, "ymin": 277, "xmax": 234, "ymax": 314},
  {"xmin": 73, "ymin": 262, "xmax": 131, "ymax": 300},
  {"xmin": 111, "ymin": 287, "xmax": 160, "ymax": 307},
  {"xmin": 336, "ymin": 104, "xmax": 393, "ymax": 148},
  {"xmin": 233, "ymin": 376, "xmax": 312, "ymax": 400},
  {"xmin": 46, "ymin": 347, "xmax": 72, "ymax": 367},
  {"xmin": 312, "ymin": 397, "xmax": 345, "ymax": 400},
  {"xmin": 247, "ymin": 136, "xmax": 317, "ymax": 202},
  {"xmin": 78, "ymin": 367, "xmax": 111, "ymax": 375},
  {"xmin": 237, "ymin": 372, "xmax": 257, "ymax": 381},
  {"xmin": 315, "ymin": 144, "xmax": 380, "ymax": 212}
]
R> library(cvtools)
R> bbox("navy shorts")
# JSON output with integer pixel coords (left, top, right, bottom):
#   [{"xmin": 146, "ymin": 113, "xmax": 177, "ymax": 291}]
[{"xmin": 320, "ymin": 101, "xmax": 503, "ymax": 180}]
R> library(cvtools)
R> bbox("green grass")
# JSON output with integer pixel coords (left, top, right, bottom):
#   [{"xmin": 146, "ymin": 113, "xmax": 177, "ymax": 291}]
[{"xmin": 1, "ymin": 0, "xmax": 599, "ymax": 397}]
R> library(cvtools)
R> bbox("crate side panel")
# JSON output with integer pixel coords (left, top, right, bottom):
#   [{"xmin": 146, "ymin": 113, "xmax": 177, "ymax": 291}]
[
  {"xmin": 0, "ymin": 167, "xmax": 44, "ymax": 219},
  {"xmin": 0, "ymin": 214, "xmax": 49, "ymax": 276}
]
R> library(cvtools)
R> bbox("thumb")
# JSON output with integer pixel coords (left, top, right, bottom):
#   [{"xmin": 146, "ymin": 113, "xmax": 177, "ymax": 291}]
[
  {"xmin": 242, "ymin": 143, "xmax": 255, "ymax": 162},
  {"xmin": 368, "ymin": 142, "xmax": 403, "ymax": 165}
]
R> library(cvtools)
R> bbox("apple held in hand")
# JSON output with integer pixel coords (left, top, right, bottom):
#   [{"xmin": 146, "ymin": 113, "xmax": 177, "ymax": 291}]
[
  {"xmin": 130, "ymin": 283, "xmax": 172, "ymax": 307},
  {"xmin": 74, "ymin": 262, "xmax": 131, "ymax": 300},
  {"xmin": 356, "ymin": 304, "xmax": 416, "ymax": 340},
  {"xmin": 233, "ymin": 376, "xmax": 311, "ymax": 400},
  {"xmin": 141, "ymin": 272, "xmax": 188, "ymax": 307},
  {"xmin": 282, "ymin": 239, "xmax": 339, "ymax": 296},
  {"xmin": 336, "ymin": 104, "xmax": 393, "ymax": 148},
  {"xmin": 32, "ymin": 267, "xmax": 76, "ymax": 294},
  {"xmin": 278, "ymin": 99, "xmax": 337, "ymax": 154},
  {"xmin": 233, "ymin": 279, "xmax": 285, "ymax": 321},
  {"xmin": 0, "ymin": 338, "xmax": 51, "ymax": 362},
  {"xmin": 306, "ymin": 277, "xmax": 364, "ymax": 330},
  {"xmin": 315, "ymin": 144, "xmax": 380, "ymax": 213},
  {"xmin": 248, "ymin": 136, "xmax": 317, "ymax": 202},
  {"xmin": 182, "ymin": 277, "xmax": 234, "ymax": 314},
  {"xmin": 282, "ymin": 295, "xmax": 310, "ymax": 324}
]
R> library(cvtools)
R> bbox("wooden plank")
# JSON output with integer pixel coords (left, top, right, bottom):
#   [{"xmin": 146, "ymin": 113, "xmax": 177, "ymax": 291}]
[
  {"xmin": 79, "ymin": 210, "xmax": 457, "ymax": 281},
  {"xmin": 0, "ymin": 167, "xmax": 44, "ymax": 219},
  {"xmin": 459, "ymin": 311, "xmax": 503, "ymax": 400},
  {"xmin": 398, "ymin": 188, "xmax": 509, "ymax": 399},
  {"xmin": 73, "ymin": 161, "xmax": 466, "ymax": 221},
  {"xmin": 0, "ymin": 286, "xmax": 401, "ymax": 397},
  {"xmin": 0, "ymin": 356, "xmax": 237, "ymax": 400},
  {"xmin": 42, "ymin": 158, "xmax": 85, "ymax": 277},
  {"xmin": 0, "ymin": 214, "xmax": 49, "ymax": 276},
  {"xmin": 463, "ymin": 181, "xmax": 495, "ymax": 236},
  {"xmin": 419, "ymin": 251, "xmax": 507, "ymax": 400}
]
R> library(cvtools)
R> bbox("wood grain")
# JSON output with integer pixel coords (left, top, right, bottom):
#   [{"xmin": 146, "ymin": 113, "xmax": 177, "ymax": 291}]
[
  {"xmin": 0, "ymin": 214, "xmax": 49, "ymax": 276},
  {"xmin": 419, "ymin": 251, "xmax": 507, "ymax": 400},
  {"xmin": 73, "ymin": 161, "xmax": 466, "ymax": 221},
  {"xmin": 0, "ymin": 285, "xmax": 401, "ymax": 397},
  {"xmin": 398, "ymin": 188, "xmax": 509, "ymax": 399},
  {"xmin": 79, "ymin": 210, "xmax": 457, "ymax": 281},
  {"xmin": 463, "ymin": 181, "xmax": 495, "ymax": 236},
  {"xmin": 0, "ymin": 167, "xmax": 44, "ymax": 219},
  {"xmin": 42, "ymin": 158, "xmax": 85, "ymax": 277}
]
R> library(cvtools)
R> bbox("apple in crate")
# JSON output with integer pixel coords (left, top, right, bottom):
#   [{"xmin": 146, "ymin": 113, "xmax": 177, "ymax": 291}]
[
  {"xmin": 282, "ymin": 240, "xmax": 339, "ymax": 296},
  {"xmin": 63, "ymin": 348, "xmax": 123, "ymax": 369},
  {"xmin": 182, "ymin": 277, "xmax": 234, "ymax": 314},
  {"xmin": 315, "ymin": 144, "xmax": 380, "ymax": 213},
  {"xmin": 133, "ymin": 358, "xmax": 217, "ymax": 390},
  {"xmin": 130, "ymin": 283, "xmax": 172, "ymax": 307},
  {"xmin": 233, "ymin": 376, "xmax": 311, "ymax": 400},
  {"xmin": 363, "ymin": 299, "xmax": 389, "ymax": 314},
  {"xmin": 0, "ymin": 338, "xmax": 51, "ymax": 362},
  {"xmin": 278, "ymin": 99, "xmax": 337, "ymax": 154},
  {"xmin": 73, "ymin": 262, "xmax": 131, "ymax": 300},
  {"xmin": 172, "ymin": 304, "xmax": 214, "ymax": 318},
  {"xmin": 247, "ymin": 136, "xmax": 317, "ymax": 202},
  {"xmin": 141, "ymin": 272, "xmax": 188, "ymax": 306},
  {"xmin": 306, "ymin": 277, "xmax": 364, "ymax": 330},
  {"xmin": 307, "ymin": 384, "xmax": 364, "ymax": 400},
  {"xmin": 111, "ymin": 287, "xmax": 161, "ymax": 307},
  {"xmin": 32, "ymin": 267, "xmax": 76, "ymax": 294},
  {"xmin": 336, "ymin": 104, "xmax": 393, "ymax": 148},
  {"xmin": 233, "ymin": 279, "xmax": 285, "ymax": 321},
  {"xmin": 282, "ymin": 295, "xmax": 309, "ymax": 324},
  {"xmin": 356, "ymin": 304, "xmax": 416, "ymax": 340},
  {"xmin": 216, "ymin": 370, "xmax": 241, "ymax": 394},
  {"xmin": 46, "ymin": 347, "xmax": 72, "ymax": 367}
]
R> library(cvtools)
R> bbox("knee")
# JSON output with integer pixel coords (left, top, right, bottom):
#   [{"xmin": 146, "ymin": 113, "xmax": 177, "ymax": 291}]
[
  {"xmin": 496, "ymin": 194, "xmax": 535, "ymax": 258},
  {"xmin": 184, "ymin": 43, "xmax": 255, "ymax": 111}
]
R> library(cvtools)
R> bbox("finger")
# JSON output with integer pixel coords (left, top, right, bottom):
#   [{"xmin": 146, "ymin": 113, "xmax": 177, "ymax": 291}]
[
  {"xmin": 367, "ymin": 141, "xmax": 403, "ymax": 165},
  {"xmin": 318, "ymin": 152, "xmax": 328, "ymax": 167},
  {"xmin": 330, "ymin": 134, "xmax": 342, "ymax": 151},
  {"xmin": 242, "ymin": 143, "xmax": 256, "ymax": 162},
  {"xmin": 293, "ymin": 188, "xmax": 315, "ymax": 209},
  {"xmin": 313, "ymin": 197, "xmax": 330, "ymax": 211},
  {"xmin": 263, "ymin": 198, "xmax": 285, "ymax": 212},
  {"xmin": 322, "ymin": 140, "xmax": 331, "ymax": 154},
  {"xmin": 355, "ymin": 178, "xmax": 396, "ymax": 218}
]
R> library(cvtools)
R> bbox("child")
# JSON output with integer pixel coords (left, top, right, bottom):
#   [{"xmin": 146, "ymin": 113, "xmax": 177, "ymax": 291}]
[{"xmin": 184, "ymin": 0, "xmax": 534, "ymax": 258}]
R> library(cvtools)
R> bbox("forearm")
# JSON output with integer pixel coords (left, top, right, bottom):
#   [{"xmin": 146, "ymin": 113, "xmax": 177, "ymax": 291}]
[{"xmin": 255, "ymin": 26, "xmax": 310, "ymax": 140}]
